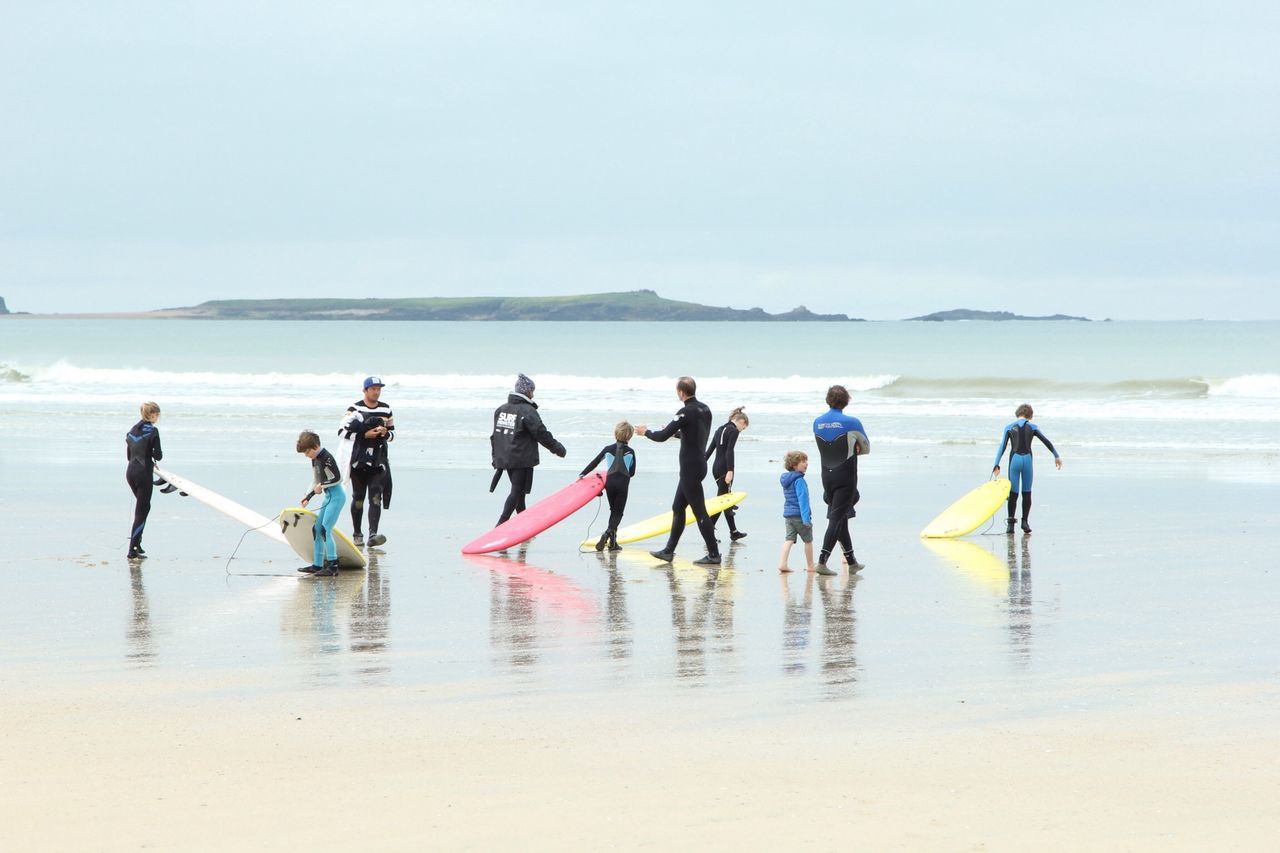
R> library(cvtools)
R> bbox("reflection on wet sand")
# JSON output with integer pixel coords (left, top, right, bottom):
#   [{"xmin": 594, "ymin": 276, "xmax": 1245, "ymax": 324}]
[
  {"xmin": 466, "ymin": 550, "xmax": 599, "ymax": 676},
  {"xmin": 778, "ymin": 570, "xmax": 860, "ymax": 698},
  {"xmin": 126, "ymin": 563, "xmax": 155, "ymax": 666},
  {"xmin": 662, "ymin": 552, "xmax": 739, "ymax": 685},
  {"xmin": 349, "ymin": 555, "xmax": 391, "ymax": 681},
  {"xmin": 593, "ymin": 552, "xmax": 632, "ymax": 663},
  {"xmin": 1006, "ymin": 536, "xmax": 1033, "ymax": 667},
  {"xmin": 281, "ymin": 570, "xmax": 381, "ymax": 687}
]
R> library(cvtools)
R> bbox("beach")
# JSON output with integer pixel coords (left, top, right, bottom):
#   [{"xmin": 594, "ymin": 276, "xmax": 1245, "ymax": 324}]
[{"xmin": 2, "ymin": 319, "xmax": 1278, "ymax": 849}]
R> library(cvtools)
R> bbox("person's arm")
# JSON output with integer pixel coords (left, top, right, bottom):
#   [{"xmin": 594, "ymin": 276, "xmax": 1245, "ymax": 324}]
[
  {"xmin": 722, "ymin": 426, "xmax": 738, "ymax": 481},
  {"xmin": 644, "ymin": 412, "xmax": 684, "ymax": 443},
  {"xmin": 151, "ymin": 428, "xmax": 163, "ymax": 463},
  {"xmin": 1034, "ymin": 428, "xmax": 1062, "ymax": 468},
  {"xmin": 627, "ymin": 448, "xmax": 637, "ymax": 478},
  {"xmin": 848, "ymin": 417, "xmax": 870, "ymax": 456},
  {"xmin": 579, "ymin": 447, "xmax": 607, "ymax": 477},
  {"xmin": 705, "ymin": 425, "xmax": 719, "ymax": 461},
  {"xmin": 383, "ymin": 407, "xmax": 394, "ymax": 442},
  {"xmin": 993, "ymin": 426, "xmax": 1011, "ymax": 473},
  {"xmin": 526, "ymin": 409, "xmax": 566, "ymax": 458},
  {"xmin": 796, "ymin": 477, "xmax": 811, "ymax": 525}
]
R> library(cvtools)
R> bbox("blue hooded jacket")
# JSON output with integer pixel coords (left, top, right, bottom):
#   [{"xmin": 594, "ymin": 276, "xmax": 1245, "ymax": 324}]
[{"xmin": 780, "ymin": 470, "xmax": 811, "ymax": 524}]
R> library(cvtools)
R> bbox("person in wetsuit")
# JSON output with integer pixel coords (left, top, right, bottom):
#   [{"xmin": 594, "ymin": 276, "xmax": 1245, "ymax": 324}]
[
  {"xmin": 490, "ymin": 373, "xmax": 567, "ymax": 525},
  {"xmin": 297, "ymin": 430, "xmax": 346, "ymax": 577},
  {"xmin": 635, "ymin": 376, "xmax": 720, "ymax": 566},
  {"xmin": 341, "ymin": 376, "xmax": 394, "ymax": 548},
  {"xmin": 125, "ymin": 401, "xmax": 163, "ymax": 559},
  {"xmin": 993, "ymin": 403, "xmax": 1062, "ymax": 534},
  {"xmin": 705, "ymin": 406, "xmax": 749, "ymax": 541},
  {"xmin": 579, "ymin": 421, "xmax": 638, "ymax": 552},
  {"xmin": 812, "ymin": 384, "xmax": 870, "ymax": 576}
]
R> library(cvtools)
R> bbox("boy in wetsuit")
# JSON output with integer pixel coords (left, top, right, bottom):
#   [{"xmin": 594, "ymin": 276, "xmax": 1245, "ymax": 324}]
[
  {"xmin": 580, "ymin": 421, "xmax": 638, "ymax": 552},
  {"xmin": 297, "ymin": 430, "xmax": 346, "ymax": 577},
  {"xmin": 125, "ymin": 401, "xmax": 163, "ymax": 559},
  {"xmin": 993, "ymin": 403, "xmax": 1063, "ymax": 534},
  {"xmin": 706, "ymin": 406, "xmax": 749, "ymax": 541}
]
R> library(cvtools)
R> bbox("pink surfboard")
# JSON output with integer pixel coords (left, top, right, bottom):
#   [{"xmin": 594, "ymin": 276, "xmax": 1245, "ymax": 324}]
[{"xmin": 462, "ymin": 472, "xmax": 606, "ymax": 554}]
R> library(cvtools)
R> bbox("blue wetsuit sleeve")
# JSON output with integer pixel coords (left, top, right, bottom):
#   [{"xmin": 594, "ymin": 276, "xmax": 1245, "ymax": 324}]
[
  {"xmin": 994, "ymin": 426, "xmax": 1011, "ymax": 468},
  {"xmin": 1033, "ymin": 428, "xmax": 1058, "ymax": 458},
  {"xmin": 796, "ymin": 477, "xmax": 811, "ymax": 525}
]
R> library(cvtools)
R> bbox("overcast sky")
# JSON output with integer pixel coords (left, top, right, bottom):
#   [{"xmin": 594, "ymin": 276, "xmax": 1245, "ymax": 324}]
[{"xmin": 1, "ymin": 1, "xmax": 1277, "ymax": 319}]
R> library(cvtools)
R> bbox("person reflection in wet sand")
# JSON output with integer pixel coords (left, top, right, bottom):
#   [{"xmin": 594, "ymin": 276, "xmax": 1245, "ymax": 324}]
[
  {"xmin": 664, "ymin": 564, "xmax": 720, "ymax": 683},
  {"xmin": 779, "ymin": 571, "xmax": 814, "ymax": 676},
  {"xmin": 816, "ymin": 575, "xmax": 860, "ymax": 699},
  {"xmin": 597, "ymin": 553, "xmax": 633, "ymax": 663},
  {"xmin": 1006, "ymin": 535, "xmax": 1034, "ymax": 667},
  {"xmin": 348, "ymin": 554, "xmax": 392, "ymax": 683},
  {"xmin": 489, "ymin": 570, "xmax": 541, "ymax": 671},
  {"xmin": 126, "ymin": 563, "xmax": 155, "ymax": 666},
  {"xmin": 282, "ymin": 572, "xmax": 365, "ymax": 687}
]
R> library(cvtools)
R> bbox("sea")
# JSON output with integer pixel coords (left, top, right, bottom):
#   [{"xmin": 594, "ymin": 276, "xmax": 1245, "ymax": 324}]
[{"xmin": 2, "ymin": 318, "xmax": 1277, "ymax": 479}]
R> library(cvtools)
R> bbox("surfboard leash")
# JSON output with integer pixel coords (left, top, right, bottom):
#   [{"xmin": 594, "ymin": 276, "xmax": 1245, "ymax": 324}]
[
  {"xmin": 223, "ymin": 512, "xmax": 294, "ymax": 577},
  {"xmin": 577, "ymin": 494, "xmax": 605, "ymax": 555}
]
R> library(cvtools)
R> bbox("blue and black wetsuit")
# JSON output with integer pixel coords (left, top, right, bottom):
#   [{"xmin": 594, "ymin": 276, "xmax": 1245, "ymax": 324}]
[
  {"xmin": 705, "ymin": 421, "xmax": 741, "ymax": 536},
  {"xmin": 645, "ymin": 396, "xmax": 718, "ymax": 558},
  {"xmin": 994, "ymin": 419, "xmax": 1058, "ymax": 528},
  {"xmin": 125, "ymin": 419, "xmax": 162, "ymax": 555},
  {"xmin": 813, "ymin": 408, "xmax": 870, "ymax": 566},
  {"xmin": 305, "ymin": 448, "xmax": 346, "ymax": 567},
  {"xmin": 580, "ymin": 441, "xmax": 637, "ymax": 534}
]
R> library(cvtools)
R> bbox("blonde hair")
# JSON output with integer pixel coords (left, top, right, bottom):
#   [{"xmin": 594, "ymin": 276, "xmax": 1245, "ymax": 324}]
[
  {"xmin": 296, "ymin": 430, "xmax": 321, "ymax": 453},
  {"xmin": 729, "ymin": 406, "xmax": 749, "ymax": 427},
  {"xmin": 140, "ymin": 401, "xmax": 161, "ymax": 421},
  {"xmin": 614, "ymin": 420, "xmax": 634, "ymax": 442},
  {"xmin": 1016, "ymin": 403, "xmax": 1034, "ymax": 419},
  {"xmin": 784, "ymin": 450, "xmax": 808, "ymax": 471}
]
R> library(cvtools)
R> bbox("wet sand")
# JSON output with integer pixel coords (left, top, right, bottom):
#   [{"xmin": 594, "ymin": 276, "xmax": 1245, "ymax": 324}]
[{"xmin": 2, "ymin": 461, "xmax": 1277, "ymax": 848}]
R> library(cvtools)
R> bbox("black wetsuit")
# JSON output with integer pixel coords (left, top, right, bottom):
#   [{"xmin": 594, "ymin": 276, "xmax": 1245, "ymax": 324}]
[
  {"xmin": 705, "ymin": 421, "xmax": 740, "ymax": 535},
  {"xmin": 125, "ymin": 419, "xmax": 162, "ymax": 553},
  {"xmin": 491, "ymin": 393, "xmax": 566, "ymax": 524},
  {"xmin": 644, "ymin": 396, "xmax": 718, "ymax": 557},
  {"xmin": 580, "ymin": 442, "xmax": 637, "ymax": 532},
  {"xmin": 342, "ymin": 401, "xmax": 394, "ymax": 539}
]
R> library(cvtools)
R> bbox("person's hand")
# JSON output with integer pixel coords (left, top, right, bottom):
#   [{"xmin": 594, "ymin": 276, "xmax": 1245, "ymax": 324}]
[
  {"xmin": 314, "ymin": 484, "xmax": 324, "ymax": 494},
  {"xmin": 301, "ymin": 496, "xmax": 310, "ymax": 507},
  {"xmin": 725, "ymin": 471, "xmax": 734, "ymax": 485},
  {"xmin": 554, "ymin": 443, "xmax": 567, "ymax": 458},
  {"xmin": 992, "ymin": 466, "xmax": 1001, "ymax": 477},
  {"xmin": 1055, "ymin": 457, "xmax": 1063, "ymax": 470},
  {"xmin": 635, "ymin": 424, "xmax": 647, "ymax": 436}
]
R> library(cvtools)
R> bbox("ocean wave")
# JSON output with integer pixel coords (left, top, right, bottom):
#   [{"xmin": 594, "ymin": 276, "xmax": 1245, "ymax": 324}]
[
  {"xmin": 1208, "ymin": 374, "xmax": 1280, "ymax": 399},
  {"xmin": 1, "ymin": 366, "xmax": 31, "ymax": 383},
  {"xmin": 877, "ymin": 375, "xmax": 1213, "ymax": 399}
]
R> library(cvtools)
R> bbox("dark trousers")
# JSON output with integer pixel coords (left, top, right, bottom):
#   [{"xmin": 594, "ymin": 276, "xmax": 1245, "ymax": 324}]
[
  {"xmin": 499, "ymin": 467, "xmax": 534, "ymax": 524},
  {"xmin": 350, "ymin": 466, "xmax": 387, "ymax": 536},
  {"xmin": 665, "ymin": 473, "xmax": 719, "ymax": 557},
  {"xmin": 707, "ymin": 474, "xmax": 738, "ymax": 533},
  {"xmin": 126, "ymin": 464, "xmax": 153, "ymax": 551},
  {"xmin": 604, "ymin": 474, "xmax": 630, "ymax": 532},
  {"xmin": 819, "ymin": 481, "xmax": 859, "ymax": 562}
]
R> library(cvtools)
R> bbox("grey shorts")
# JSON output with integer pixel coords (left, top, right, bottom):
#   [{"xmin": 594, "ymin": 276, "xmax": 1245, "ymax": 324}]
[{"xmin": 784, "ymin": 516, "xmax": 813, "ymax": 543}]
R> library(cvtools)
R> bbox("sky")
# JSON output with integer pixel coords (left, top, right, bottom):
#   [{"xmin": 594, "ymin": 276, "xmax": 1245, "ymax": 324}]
[{"xmin": 1, "ymin": 1, "xmax": 1277, "ymax": 319}]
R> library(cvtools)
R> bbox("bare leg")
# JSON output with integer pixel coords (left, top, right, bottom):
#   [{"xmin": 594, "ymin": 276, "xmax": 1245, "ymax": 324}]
[{"xmin": 778, "ymin": 540, "xmax": 794, "ymax": 572}]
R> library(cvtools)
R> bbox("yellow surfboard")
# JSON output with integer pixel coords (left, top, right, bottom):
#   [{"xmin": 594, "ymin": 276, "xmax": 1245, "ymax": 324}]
[
  {"xmin": 279, "ymin": 506, "xmax": 368, "ymax": 569},
  {"xmin": 920, "ymin": 479, "xmax": 1011, "ymax": 539},
  {"xmin": 582, "ymin": 491, "xmax": 747, "ymax": 547}
]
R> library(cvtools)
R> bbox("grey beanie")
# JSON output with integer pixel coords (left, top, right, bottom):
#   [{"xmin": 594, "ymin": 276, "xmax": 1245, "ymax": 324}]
[{"xmin": 515, "ymin": 373, "xmax": 536, "ymax": 396}]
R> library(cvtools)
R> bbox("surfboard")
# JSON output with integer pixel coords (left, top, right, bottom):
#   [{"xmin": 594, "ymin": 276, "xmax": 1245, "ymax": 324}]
[
  {"xmin": 462, "ymin": 472, "xmax": 607, "ymax": 555},
  {"xmin": 920, "ymin": 479, "xmax": 1012, "ymax": 539},
  {"xmin": 279, "ymin": 506, "xmax": 367, "ymax": 569},
  {"xmin": 153, "ymin": 466, "xmax": 288, "ymax": 545},
  {"xmin": 583, "ymin": 490, "xmax": 747, "ymax": 547}
]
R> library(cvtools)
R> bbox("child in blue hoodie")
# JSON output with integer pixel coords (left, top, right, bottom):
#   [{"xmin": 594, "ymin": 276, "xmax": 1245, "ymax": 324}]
[{"xmin": 778, "ymin": 450, "xmax": 814, "ymax": 573}]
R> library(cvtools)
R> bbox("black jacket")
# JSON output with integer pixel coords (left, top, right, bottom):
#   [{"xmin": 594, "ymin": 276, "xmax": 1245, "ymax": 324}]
[{"xmin": 491, "ymin": 393, "xmax": 566, "ymax": 470}]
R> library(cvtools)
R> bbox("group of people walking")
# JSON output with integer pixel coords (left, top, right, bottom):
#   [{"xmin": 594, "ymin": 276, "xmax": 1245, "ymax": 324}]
[{"xmin": 125, "ymin": 372, "xmax": 1061, "ymax": 577}]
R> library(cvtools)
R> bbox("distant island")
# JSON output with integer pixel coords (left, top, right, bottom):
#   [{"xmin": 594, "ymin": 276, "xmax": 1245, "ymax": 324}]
[
  {"xmin": 907, "ymin": 309, "xmax": 1091, "ymax": 322},
  {"xmin": 155, "ymin": 290, "xmax": 860, "ymax": 322},
  {"xmin": 0, "ymin": 296, "xmax": 9, "ymax": 314}
]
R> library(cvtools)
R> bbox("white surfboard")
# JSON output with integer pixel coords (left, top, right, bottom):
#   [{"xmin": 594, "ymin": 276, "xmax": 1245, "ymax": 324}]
[
  {"xmin": 279, "ymin": 506, "xmax": 367, "ymax": 569},
  {"xmin": 154, "ymin": 466, "xmax": 288, "ymax": 545}
]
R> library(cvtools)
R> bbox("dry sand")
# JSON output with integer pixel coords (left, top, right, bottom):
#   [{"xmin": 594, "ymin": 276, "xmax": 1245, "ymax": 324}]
[{"xmin": 3, "ymin": 682, "xmax": 1276, "ymax": 851}]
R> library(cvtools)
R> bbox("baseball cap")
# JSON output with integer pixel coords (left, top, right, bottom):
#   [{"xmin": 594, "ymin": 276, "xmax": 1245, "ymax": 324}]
[{"xmin": 363, "ymin": 376, "xmax": 385, "ymax": 389}]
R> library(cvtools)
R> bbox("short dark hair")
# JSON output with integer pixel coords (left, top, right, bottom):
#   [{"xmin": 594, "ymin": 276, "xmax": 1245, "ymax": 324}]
[
  {"xmin": 826, "ymin": 385, "xmax": 850, "ymax": 410},
  {"xmin": 676, "ymin": 376, "xmax": 697, "ymax": 396},
  {"xmin": 1016, "ymin": 403, "xmax": 1033, "ymax": 419},
  {"xmin": 296, "ymin": 430, "xmax": 321, "ymax": 452}
]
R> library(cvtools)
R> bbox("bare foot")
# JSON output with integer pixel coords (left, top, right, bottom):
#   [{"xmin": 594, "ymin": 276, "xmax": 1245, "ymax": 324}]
[{"xmin": 778, "ymin": 566, "xmax": 793, "ymax": 573}]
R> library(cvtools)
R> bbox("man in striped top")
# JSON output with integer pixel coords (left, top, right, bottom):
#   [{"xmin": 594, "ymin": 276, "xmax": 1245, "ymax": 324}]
[{"xmin": 342, "ymin": 376, "xmax": 395, "ymax": 547}]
